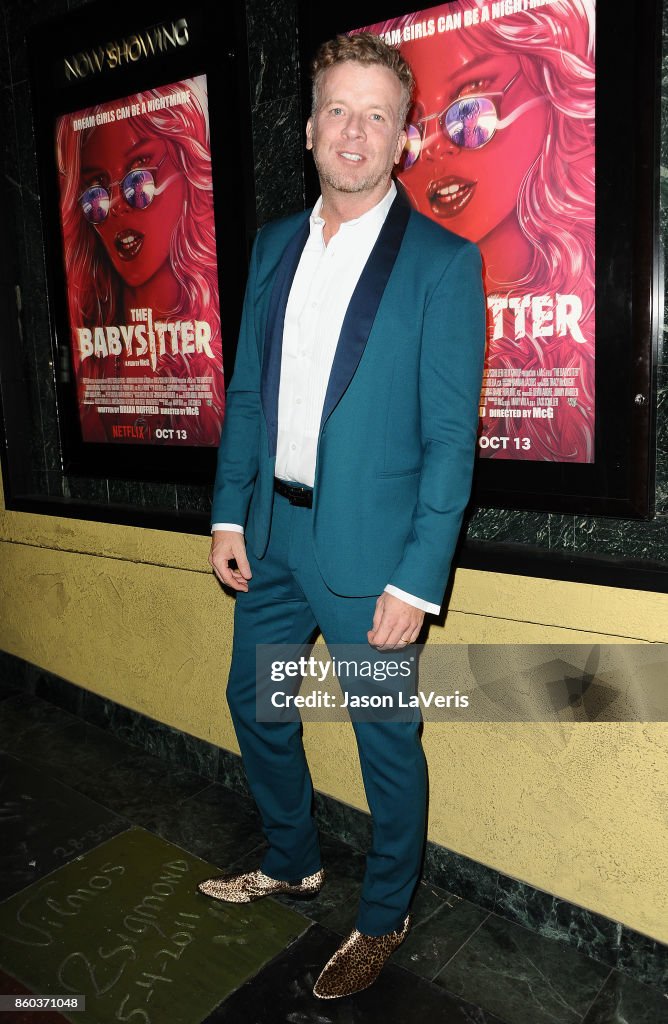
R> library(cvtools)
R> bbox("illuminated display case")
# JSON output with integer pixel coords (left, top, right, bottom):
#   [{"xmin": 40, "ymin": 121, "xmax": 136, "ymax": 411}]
[
  {"xmin": 299, "ymin": 0, "xmax": 662, "ymax": 517},
  {"xmin": 6, "ymin": 0, "xmax": 253, "ymax": 504}
]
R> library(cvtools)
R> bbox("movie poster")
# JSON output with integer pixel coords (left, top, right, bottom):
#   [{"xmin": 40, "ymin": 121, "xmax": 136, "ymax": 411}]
[
  {"xmin": 55, "ymin": 75, "xmax": 224, "ymax": 446},
  {"xmin": 357, "ymin": 0, "xmax": 595, "ymax": 462}
]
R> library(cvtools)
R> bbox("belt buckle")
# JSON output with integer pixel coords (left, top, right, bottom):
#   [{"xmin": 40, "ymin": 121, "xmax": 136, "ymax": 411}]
[{"xmin": 290, "ymin": 488, "xmax": 309, "ymax": 507}]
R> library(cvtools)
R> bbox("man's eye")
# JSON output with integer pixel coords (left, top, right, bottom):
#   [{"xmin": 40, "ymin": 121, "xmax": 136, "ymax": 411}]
[
  {"xmin": 370, "ymin": 113, "xmax": 384, "ymax": 122},
  {"xmin": 330, "ymin": 107, "xmax": 344, "ymax": 115}
]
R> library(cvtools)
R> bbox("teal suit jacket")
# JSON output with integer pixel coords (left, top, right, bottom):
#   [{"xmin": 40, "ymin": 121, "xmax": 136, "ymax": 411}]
[{"xmin": 212, "ymin": 191, "xmax": 486, "ymax": 608}]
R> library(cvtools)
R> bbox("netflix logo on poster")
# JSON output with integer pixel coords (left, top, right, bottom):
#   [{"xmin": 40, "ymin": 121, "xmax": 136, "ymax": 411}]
[{"xmin": 111, "ymin": 424, "xmax": 150, "ymax": 441}]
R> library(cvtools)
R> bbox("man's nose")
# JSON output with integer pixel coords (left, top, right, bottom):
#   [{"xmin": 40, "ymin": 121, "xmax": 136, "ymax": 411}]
[{"xmin": 341, "ymin": 113, "xmax": 366, "ymax": 139}]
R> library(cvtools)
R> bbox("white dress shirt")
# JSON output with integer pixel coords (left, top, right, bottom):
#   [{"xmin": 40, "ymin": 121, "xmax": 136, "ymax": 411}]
[{"xmin": 213, "ymin": 181, "xmax": 440, "ymax": 615}]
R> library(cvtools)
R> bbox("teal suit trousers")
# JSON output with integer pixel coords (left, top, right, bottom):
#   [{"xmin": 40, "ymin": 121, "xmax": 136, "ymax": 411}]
[{"xmin": 227, "ymin": 488, "xmax": 427, "ymax": 935}]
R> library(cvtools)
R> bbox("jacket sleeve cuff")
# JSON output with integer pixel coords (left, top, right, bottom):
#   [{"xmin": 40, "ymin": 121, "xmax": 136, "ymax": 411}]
[
  {"xmin": 384, "ymin": 585, "xmax": 440, "ymax": 616},
  {"xmin": 211, "ymin": 523, "xmax": 245, "ymax": 534}
]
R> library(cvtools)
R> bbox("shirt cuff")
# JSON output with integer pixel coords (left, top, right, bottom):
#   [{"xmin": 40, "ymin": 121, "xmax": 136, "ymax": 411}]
[
  {"xmin": 384, "ymin": 585, "xmax": 440, "ymax": 616},
  {"xmin": 211, "ymin": 523, "xmax": 244, "ymax": 534}
]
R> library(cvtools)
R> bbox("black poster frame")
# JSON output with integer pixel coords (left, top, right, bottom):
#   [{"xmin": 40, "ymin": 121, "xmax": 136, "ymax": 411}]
[
  {"xmin": 298, "ymin": 0, "xmax": 662, "ymax": 520},
  {"xmin": 12, "ymin": 0, "xmax": 254, "ymax": 493}
]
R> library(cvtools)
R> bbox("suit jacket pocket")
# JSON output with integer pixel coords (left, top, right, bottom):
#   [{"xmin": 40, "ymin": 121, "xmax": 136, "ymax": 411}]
[{"xmin": 376, "ymin": 467, "xmax": 421, "ymax": 479}]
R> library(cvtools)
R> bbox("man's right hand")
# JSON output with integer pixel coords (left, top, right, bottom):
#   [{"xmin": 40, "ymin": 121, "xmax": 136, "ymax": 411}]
[{"xmin": 209, "ymin": 530, "xmax": 252, "ymax": 592}]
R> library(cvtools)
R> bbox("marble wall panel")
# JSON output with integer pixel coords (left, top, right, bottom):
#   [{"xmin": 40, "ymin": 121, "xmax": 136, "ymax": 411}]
[{"xmin": 0, "ymin": 0, "xmax": 665, "ymax": 563}]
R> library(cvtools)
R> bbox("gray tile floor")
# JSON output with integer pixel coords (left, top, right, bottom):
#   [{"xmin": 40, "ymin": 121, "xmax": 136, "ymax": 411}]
[{"xmin": 1, "ymin": 685, "xmax": 666, "ymax": 1023}]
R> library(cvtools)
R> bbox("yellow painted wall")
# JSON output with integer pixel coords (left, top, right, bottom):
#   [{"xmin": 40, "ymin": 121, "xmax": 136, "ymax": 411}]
[{"xmin": 1, "ymin": 469, "xmax": 667, "ymax": 944}]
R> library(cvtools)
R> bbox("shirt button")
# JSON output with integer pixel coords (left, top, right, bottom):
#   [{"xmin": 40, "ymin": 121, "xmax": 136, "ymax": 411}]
[
  {"xmin": 290, "ymin": 443, "xmax": 297, "ymax": 451},
  {"xmin": 296, "ymin": 397, "xmax": 302, "ymax": 404},
  {"xmin": 311, "ymin": 301, "xmax": 318, "ymax": 309},
  {"xmin": 300, "ymin": 349, "xmax": 306, "ymax": 357}
]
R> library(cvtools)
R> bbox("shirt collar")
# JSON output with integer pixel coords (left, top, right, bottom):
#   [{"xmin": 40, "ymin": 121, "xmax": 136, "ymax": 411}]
[{"xmin": 311, "ymin": 179, "xmax": 397, "ymax": 231}]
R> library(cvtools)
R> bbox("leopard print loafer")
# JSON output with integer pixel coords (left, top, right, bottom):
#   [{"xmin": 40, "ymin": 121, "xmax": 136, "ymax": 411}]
[
  {"xmin": 312, "ymin": 914, "xmax": 411, "ymax": 999},
  {"xmin": 196, "ymin": 867, "xmax": 324, "ymax": 903}
]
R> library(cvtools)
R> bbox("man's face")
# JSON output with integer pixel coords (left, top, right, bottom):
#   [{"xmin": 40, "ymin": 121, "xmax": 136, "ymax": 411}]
[
  {"xmin": 306, "ymin": 61, "xmax": 407, "ymax": 198},
  {"xmin": 463, "ymin": 107, "xmax": 479, "ymax": 128}
]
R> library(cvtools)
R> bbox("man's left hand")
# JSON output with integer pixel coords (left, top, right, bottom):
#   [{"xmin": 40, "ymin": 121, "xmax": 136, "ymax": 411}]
[{"xmin": 367, "ymin": 592, "xmax": 424, "ymax": 651}]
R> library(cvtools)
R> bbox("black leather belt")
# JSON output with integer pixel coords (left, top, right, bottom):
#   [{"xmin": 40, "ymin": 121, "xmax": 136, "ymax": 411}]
[{"xmin": 274, "ymin": 478, "xmax": 313, "ymax": 507}]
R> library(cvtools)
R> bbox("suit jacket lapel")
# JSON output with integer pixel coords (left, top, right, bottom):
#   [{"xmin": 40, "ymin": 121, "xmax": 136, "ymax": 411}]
[
  {"xmin": 261, "ymin": 215, "xmax": 310, "ymax": 456},
  {"xmin": 320, "ymin": 191, "xmax": 411, "ymax": 429},
  {"xmin": 260, "ymin": 190, "xmax": 412, "ymax": 456}
]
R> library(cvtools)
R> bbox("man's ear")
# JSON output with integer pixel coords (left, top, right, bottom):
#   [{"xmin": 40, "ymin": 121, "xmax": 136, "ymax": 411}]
[
  {"xmin": 394, "ymin": 128, "xmax": 407, "ymax": 165},
  {"xmin": 305, "ymin": 117, "xmax": 313, "ymax": 151}
]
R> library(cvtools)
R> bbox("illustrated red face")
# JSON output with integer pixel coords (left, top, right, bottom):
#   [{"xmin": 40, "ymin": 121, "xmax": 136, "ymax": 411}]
[
  {"xmin": 79, "ymin": 120, "xmax": 187, "ymax": 288},
  {"xmin": 397, "ymin": 32, "xmax": 549, "ymax": 244}
]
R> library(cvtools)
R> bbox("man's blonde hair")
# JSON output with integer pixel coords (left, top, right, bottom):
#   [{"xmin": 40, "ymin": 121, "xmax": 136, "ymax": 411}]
[{"xmin": 311, "ymin": 32, "xmax": 414, "ymax": 126}]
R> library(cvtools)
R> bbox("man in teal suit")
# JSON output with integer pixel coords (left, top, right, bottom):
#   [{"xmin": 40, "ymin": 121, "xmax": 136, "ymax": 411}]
[{"xmin": 198, "ymin": 32, "xmax": 486, "ymax": 999}]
